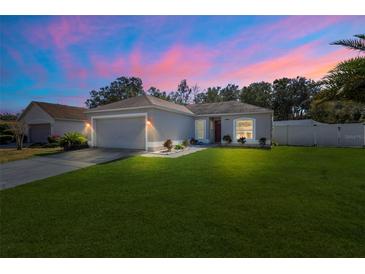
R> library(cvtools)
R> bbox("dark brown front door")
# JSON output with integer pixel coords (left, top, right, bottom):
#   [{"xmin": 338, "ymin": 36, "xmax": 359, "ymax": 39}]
[{"xmin": 214, "ymin": 120, "xmax": 221, "ymax": 143}]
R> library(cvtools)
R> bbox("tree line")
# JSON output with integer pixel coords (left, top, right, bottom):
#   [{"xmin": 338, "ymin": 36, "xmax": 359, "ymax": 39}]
[{"xmin": 84, "ymin": 34, "xmax": 364, "ymax": 123}]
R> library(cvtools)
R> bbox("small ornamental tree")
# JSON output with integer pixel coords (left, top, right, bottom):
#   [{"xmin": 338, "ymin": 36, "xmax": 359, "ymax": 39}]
[{"xmin": 9, "ymin": 121, "xmax": 26, "ymax": 150}]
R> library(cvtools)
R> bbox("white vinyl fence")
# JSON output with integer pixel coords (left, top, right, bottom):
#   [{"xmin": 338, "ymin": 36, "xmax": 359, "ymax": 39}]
[{"xmin": 273, "ymin": 123, "xmax": 365, "ymax": 147}]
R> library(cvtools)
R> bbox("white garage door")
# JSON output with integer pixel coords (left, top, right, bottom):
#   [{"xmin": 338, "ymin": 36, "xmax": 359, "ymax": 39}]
[{"xmin": 94, "ymin": 116, "xmax": 146, "ymax": 149}]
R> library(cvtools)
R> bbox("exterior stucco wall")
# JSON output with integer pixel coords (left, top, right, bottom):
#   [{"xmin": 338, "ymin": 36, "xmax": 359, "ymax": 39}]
[
  {"xmin": 20, "ymin": 104, "xmax": 55, "ymax": 137},
  {"xmin": 86, "ymin": 107, "xmax": 194, "ymax": 150},
  {"xmin": 148, "ymin": 108, "xmax": 194, "ymax": 147},
  {"xmin": 53, "ymin": 120, "xmax": 91, "ymax": 139},
  {"xmin": 220, "ymin": 113, "xmax": 272, "ymax": 144}
]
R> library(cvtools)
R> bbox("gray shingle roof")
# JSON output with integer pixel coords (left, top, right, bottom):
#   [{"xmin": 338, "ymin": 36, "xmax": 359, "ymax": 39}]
[
  {"xmin": 20, "ymin": 101, "xmax": 87, "ymax": 121},
  {"xmin": 86, "ymin": 95, "xmax": 195, "ymax": 115},
  {"xmin": 86, "ymin": 95, "xmax": 272, "ymax": 116},
  {"xmin": 186, "ymin": 101, "xmax": 273, "ymax": 115}
]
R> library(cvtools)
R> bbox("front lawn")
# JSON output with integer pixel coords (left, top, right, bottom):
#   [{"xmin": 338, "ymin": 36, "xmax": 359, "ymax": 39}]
[
  {"xmin": 0, "ymin": 147, "xmax": 364, "ymax": 257},
  {"xmin": 0, "ymin": 147, "xmax": 62, "ymax": 163}
]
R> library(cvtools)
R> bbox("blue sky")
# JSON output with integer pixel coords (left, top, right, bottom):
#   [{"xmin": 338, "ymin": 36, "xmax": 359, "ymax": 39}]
[{"xmin": 0, "ymin": 16, "xmax": 364, "ymax": 113}]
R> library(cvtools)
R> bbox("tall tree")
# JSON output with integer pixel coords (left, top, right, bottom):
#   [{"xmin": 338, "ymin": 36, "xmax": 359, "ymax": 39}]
[
  {"xmin": 330, "ymin": 34, "xmax": 365, "ymax": 52},
  {"xmin": 193, "ymin": 92, "xmax": 207, "ymax": 104},
  {"xmin": 170, "ymin": 79, "xmax": 192, "ymax": 105},
  {"xmin": 272, "ymin": 78, "xmax": 294, "ymax": 120},
  {"xmin": 240, "ymin": 82, "xmax": 272, "ymax": 108},
  {"xmin": 205, "ymin": 87, "xmax": 222, "ymax": 103},
  {"xmin": 310, "ymin": 99, "xmax": 364, "ymax": 123},
  {"xmin": 0, "ymin": 113, "xmax": 18, "ymax": 121},
  {"xmin": 147, "ymin": 86, "xmax": 171, "ymax": 101},
  {"xmin": 220, "ymin": 84, "xmax": 239, "ymax": 101},
  {"xmin": 85, "ymin": 76, "xmax": 144, "ymax": 108},
  {"xmin": 272, "ymin": 77, "xmax": 320, "ymax": 120}
]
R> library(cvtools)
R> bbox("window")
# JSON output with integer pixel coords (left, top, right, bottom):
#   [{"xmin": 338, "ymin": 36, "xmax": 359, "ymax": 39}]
[
  {"xmin": 195, "ymin": 120, "xmax": 205, "ymax": 140},
  {"xmin": 235, "ymin": 119, "xmax": 254, "ymax": 140}
]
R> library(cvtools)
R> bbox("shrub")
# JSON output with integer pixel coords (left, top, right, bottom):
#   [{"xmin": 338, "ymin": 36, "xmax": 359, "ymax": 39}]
[
  {"xmin": 0, "ymin": 124, "xmax": 12, "ymax": 136},
  {"xmin": 237, "ymin": 137, "xmax": 246, "ymax": 144},
  {"xmin": 163, "ymin": 139, "xmax": 173, "ymax": 151},
  {"xmin": 182, "ymin": 139, "xmax": 189, "ymax": 147},
  {"xmin": 175, "ymin": 144, "xmax": 184, "ymax": 150},
  {"xmin": 60, "ymin": 132, "xmax": 88, "ymax": 150},
  {"xmin": 190, "ymin": 138, "xmax": 197, "ymax": 145},
  {"xmin": 222, "ymin": 135, "xmax": 232, "ymax": 144},
  {"xmin": 47, "ymin": 135, "xmax": 60, "ymax": 144},
  {"xmin": 259, "ymin": 137, "xmax": 267, "ymax": 147},
  {"xmin": 0, "ymin": 134, "xmax": 13, "ymax": 144}
]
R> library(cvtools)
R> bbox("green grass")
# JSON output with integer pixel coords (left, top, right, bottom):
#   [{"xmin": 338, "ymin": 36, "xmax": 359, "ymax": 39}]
[{"xmin": 1, "ymin": 147, "xmax": 364, "ymax": 257}]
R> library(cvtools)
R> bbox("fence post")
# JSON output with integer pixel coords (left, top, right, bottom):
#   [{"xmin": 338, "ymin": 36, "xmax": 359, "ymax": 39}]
[
  {"xmin": 286, "ymin": 125, "xmax": 289, "ymax": 145},
  {"xmin": 337, "ymin": 125, "xmax": 342, "ymax": 147},
  {"xmin": 313, "ymin": 124, "xmax": 317, "ymax": 147}
]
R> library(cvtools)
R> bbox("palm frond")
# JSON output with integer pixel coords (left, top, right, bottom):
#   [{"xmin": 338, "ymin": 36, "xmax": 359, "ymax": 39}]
[
  {"xmin": 330, "ymin": 38, "xmax": 365, "ymax": 52},
  {"xmin": 354, "ymin": 34, "xmax": 365, "ymax": 40}
]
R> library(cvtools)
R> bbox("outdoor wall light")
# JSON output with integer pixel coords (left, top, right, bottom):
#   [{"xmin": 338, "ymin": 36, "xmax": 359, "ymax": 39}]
[{"xmin": 147, "ymin": 120, "xmax": 152, "ymax": 126}]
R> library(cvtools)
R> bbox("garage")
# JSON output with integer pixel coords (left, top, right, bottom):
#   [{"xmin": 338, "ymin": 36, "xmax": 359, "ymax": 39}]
[
  {"xmin": 29, "ymin": 123, "xmax": 51, "ymax": 143},
  {"xmin": 94, "ymin": 116, "xmax": 146, "ymax": 150}
]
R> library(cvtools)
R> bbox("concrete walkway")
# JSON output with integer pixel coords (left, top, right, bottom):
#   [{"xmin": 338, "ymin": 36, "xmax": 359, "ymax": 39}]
[
  {"xmin": 141, "ymin": 146, "xmax": 206, "ymax": 158},
  {"xmin": 0, "ymin": 148, "xmax": 141, "ymax": 190}
]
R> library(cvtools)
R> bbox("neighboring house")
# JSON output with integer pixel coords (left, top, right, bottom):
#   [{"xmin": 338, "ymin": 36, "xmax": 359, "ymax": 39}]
[
  {"xmin": 19, "ymin": 101, "xmax": 90, "ymax": 143},
  {"xmin": 85, "ymin": 95, "xmax": 273, "ymax": 151}
]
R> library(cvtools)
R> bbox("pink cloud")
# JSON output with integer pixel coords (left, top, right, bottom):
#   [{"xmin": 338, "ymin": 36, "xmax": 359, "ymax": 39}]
[{"xmin": 217, "ymin": 40, "xmax": 358, "ymax": 86}]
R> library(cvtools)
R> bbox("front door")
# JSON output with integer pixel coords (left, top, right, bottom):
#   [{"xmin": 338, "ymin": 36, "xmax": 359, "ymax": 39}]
[{"xmin": 214, "ymin": 120, "xmax": 221, "ymax": 143}]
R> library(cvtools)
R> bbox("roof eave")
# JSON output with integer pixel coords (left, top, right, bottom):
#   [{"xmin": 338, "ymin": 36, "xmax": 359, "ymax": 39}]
[
  {"xmin": 194, "ymin": 110, "xmax": 273, "ymax": 117},
  {"xmin": 85, "ymin": 105, "xmax": 195, "ymax": 116}
]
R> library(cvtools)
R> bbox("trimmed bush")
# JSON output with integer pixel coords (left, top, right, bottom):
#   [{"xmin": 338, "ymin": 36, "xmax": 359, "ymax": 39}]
[
  {"xmin": 259, "ymin": 137, "xmax": 267, "ymax": 147},
  {"xmin": 190, "ymin": 138, "xmax": 197, "ymax": 145},
  {"xmin": 182, "ymin": 139, "xmax": 189, "ymax": 147},
  {"xmin": 0, "ymin": 134, "xmax": 13, "ymax": 144},
  {"xmin": 48, "ymin": 135, "xmax": 61, "ymax": 144},
  {"xmin": 163, "ymin": 139, "xmax": 173, "ymax": 152},
  {"xmin": 60, "ymin": 132, "xmax": 88, "ymax": 151},
  {"xmin": 222, "ymin": 135, "xmax": 232, "ymax": 144},
  {"xmin": 237, "ymin": 137, "xmax": 246, "ymax": 144},
  {"xmin": 175, "ymin": 144, "xmax": 184, "ymax": 150}
]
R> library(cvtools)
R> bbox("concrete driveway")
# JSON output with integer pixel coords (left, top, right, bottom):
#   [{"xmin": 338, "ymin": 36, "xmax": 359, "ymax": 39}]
[{"xmin": 0, "ymin": 148, "xmax": 142, "ymax": 190}]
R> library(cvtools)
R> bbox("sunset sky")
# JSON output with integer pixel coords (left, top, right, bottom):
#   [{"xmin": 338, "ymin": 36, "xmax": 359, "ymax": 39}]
[{"xmin": 0, "ymin": 15, "xmax": 364, "ymax": 113}]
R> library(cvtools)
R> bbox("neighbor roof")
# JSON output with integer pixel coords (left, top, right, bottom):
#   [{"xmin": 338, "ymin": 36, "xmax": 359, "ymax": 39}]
[
  {"xmin": 19, "ymin": 101, "xmax": 87, "ymax": 121},
  {"xmin": 85, "ymin": 95, "xmax": 195, "ymax": 115},
  {"xmin": 186, "ymin": 101, "xmax": 273, "ymax": 115}
]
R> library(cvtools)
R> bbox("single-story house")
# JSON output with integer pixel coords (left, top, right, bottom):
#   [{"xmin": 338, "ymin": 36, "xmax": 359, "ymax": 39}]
[
  {"xmin": 85, "ymin": 95, "xmax": 273, "ymax": 151},
  {"xmin": 19, "ymin": 101, "xmax": 90, "ymax": 143}
]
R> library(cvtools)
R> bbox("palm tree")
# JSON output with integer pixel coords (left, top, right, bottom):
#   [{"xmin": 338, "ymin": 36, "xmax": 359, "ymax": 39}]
[{"xmin": 330, "ymin": 34, "xmax": 365, "ymax": 52}]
